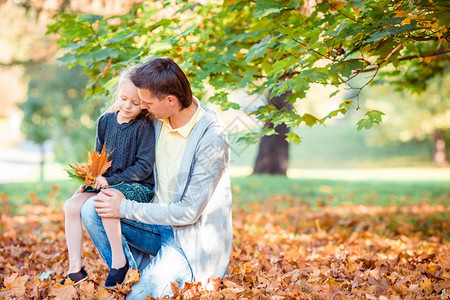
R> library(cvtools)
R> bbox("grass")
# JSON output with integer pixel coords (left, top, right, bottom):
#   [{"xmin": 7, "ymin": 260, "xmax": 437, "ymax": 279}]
[
  {"xmin": 231, "ymin": 175, "xmax": 450, "ymax": 207},
  {"xmin": 229, "ymin": 121, "xmax": 434, "ymax": 169},
  {"xmin": 1, "ymin": 175, "xmax": 448, "ymax": 215},
  {"xmin": 0, "ymin": 180, "xmax": 79, "ymax": 214}
]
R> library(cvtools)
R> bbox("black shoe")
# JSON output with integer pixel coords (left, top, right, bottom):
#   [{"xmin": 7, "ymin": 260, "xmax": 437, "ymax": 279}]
[
  {"xmin": 60, "ymin": 267, "xmax": 89, "ymax": 285},
  {"xmin": 104, "ymin": 260, "xmax": 129, "ymax": 289}
]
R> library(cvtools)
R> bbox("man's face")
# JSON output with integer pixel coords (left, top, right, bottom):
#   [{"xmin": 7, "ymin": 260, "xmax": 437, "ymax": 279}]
[{"xmin": 137, "ymin": 88, "xmax": 171, "ymax": 120}]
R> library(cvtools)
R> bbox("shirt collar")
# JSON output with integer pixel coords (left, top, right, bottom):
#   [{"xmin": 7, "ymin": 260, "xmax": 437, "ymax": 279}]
[{"xmin": 162, "ymin": 97, "xmax": 204, "ymax": 138}]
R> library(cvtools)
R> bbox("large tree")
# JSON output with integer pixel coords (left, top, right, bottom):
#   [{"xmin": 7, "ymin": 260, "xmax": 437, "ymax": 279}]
[{"xmin": 46, "ymin": 0, "xmax": 449, "ymax": 173}]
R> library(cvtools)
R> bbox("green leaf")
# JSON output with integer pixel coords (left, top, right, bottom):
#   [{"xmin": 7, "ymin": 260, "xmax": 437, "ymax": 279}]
[
  {"xmin": 107, "ymin": 32, "xmax": 139, "ymax": 44},
  {"xmin": 66, "ymin": 167, "xmax": 85, "ymax": 184},
  {"xmin": 103, "ymin": 77, "xmax": 118, "ymax": 91},
  {"xmin": 366, "ymin": 110, "xmax": 385, "ymax": 122},
  {"xmin": 253, "ymin": 0, "xmax": 283, "ymax": 18},
  {"xmin": 356, "ymin": 110, "xmax": 385, "ymax": 130},
  {"xmin": 339, "ymin": 100, "xmax": 353, "ymax": 109},
  {"xmin": 237, "ymin": 128, "xmax": 277, "ymax": 145},
  {"xmin": 301, "ymin": 113, "xmax": 320, "ymax": 127},
  {"xmin": 356, "ymin": 118, "xmax": 373, "ymax": 131},
  {"xmin": 245, "ymin": 36, "xmax": 273, "ymax": 63},
  {"xmin": 87, "ymin": 48, "xmax": 121, "ymax": 62},
  {"xmin": 321, "ymin": 108, "xmax": 347, "ymax": 122},
  {"xmin": 285, "ymin": 132, "xmax": 301, "ymax": 144},
  {"xmin": 301, "ymin": 69, "xmax": 328, "ymax": 82},
  {"xmin": 329, "ymin": 59, "xmax": 364, "ymax": 77},
  {"xmin": 80, "ymin": 14, "xmax": 104, "ymax": 25},
  {"xmin": 329, "ymin": 89, "xmax": 340, "ymax": 98}
]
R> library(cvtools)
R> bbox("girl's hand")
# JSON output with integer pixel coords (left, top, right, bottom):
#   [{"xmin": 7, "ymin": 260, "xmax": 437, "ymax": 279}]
[{"xmin": 94, "ymin": 176, "xmax": 109, "ymax": 189}]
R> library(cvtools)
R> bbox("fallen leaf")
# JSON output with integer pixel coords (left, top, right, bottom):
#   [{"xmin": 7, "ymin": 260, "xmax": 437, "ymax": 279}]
[
  {"xmin": 79, "ymin": 281, "xmax": 96, "ymax": 298},
  {"xmin": 49, "ymin": 283, "xmax": 78, "ymax": 300},
  {"xmin": 2, "ymin": 273, "xmax": 29, "ymax": 297},
  {"xmin": 95, "ymin": 286, "xmax": 113, "ymax": 300}
]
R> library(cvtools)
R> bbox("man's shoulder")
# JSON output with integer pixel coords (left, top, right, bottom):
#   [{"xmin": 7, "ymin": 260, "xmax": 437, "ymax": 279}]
[{"xmin": 198, "ymin": 111, "xmax": 228, "ymax": 145}]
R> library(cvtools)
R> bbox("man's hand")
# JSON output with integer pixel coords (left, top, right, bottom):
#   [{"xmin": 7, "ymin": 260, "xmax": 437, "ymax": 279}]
[{"xmin": 93, "ymin": 188, "xmax": 125, "ymax": 218}]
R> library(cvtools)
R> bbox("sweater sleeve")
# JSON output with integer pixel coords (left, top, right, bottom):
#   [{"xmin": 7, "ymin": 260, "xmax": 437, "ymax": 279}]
[
  {"xmin": 95, "ymin": 114, "xmax": 106, "ymax": 153},
  {"xmin": 119, "ymin": 124, "xmax": 229, "ymax": 226},
  {"xmin": 107, "ymin": 120, "xmax": 155, "ymax": 185}
]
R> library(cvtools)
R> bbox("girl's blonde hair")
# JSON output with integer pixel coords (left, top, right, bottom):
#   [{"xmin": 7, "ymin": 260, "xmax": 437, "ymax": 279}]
[{"xmin": 105, "ymin": 65, "xmax": 137, "ymax": 114}]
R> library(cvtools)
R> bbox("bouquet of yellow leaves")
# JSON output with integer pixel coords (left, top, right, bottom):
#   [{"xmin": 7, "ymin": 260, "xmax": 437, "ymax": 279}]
[{"xmin": 67, "ymin": 145, "xmax": 113, "ymax": 187}]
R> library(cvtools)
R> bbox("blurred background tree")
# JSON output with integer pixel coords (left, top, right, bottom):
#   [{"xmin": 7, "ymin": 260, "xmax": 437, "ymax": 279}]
[
  {"xmin": 362, "ymin": 71, "xmax": 450, "ymax": 167},
  {"xmin": 19, "ymin": 64, "xmax": 104, "ymax": 181},
  {"xmin": 0, "ymin": 0, "xmax": 136, "ymax": 181}
]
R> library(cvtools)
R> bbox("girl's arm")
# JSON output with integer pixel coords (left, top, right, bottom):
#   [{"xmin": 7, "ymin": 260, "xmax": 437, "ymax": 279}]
[
  {"xmin": 95, "ymin": 114, "xmax": 107, "ymax": 153},
  {"xmin": 106, "ymin": 121, "xmax": 155, "ymax": 185}
]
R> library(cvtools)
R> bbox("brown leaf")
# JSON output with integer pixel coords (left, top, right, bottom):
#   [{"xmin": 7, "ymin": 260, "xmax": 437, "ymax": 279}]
[
  {"xmin": 182, "ymin": 281, "xmax": 202, "ymax": 298},
  {"xmin": 49, "ymin": 283, "xmax": 78, "ymax": 300},
  {"xmin": 69, "ymin": 145, "xmax": 113, "ymax": 186},
  {"xmin": 79, "ymin": 281, "xmax": 96, "ymax": 298},
  {"xmin": 439, "ymin": 252, "xmax": 450, "ymax": 270},
  {"xmin": 408, "ymin": 283, "xmax": 419, "ymax": 293},
  {"xmin": 419, "ymin": 277, "xmax": 434, "ymax": 293},
  {"xmin": 123, "ymin": 267, "xmax": 140, "ymax": 286},
  {"xmin": 204, "ymin": 277, "xmax": 222, "ymax": 292},
  {"xmin": 2, "ymin": 273, "xmax": 29, "ymax": 297},
  {"xmin": 434, "ymin": 280, "xmax": 450, "ymax": 293},
  {"xmin": 171, "ymin": 281, "xmax": 181, "ymax": 296},
  {"xmin": 90, "ymin": 145, "xmax": 113, "ymax": 178},
  {"xmin": 94, "ymin": 286, "xmax": 114, "ymax": 300},
  {"xmin": 117, "ymin": 267, "xmax": 140, "ymax": 294}
]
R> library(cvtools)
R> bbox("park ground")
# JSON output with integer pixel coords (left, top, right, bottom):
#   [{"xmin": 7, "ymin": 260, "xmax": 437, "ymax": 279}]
[{"xmin": 0, "ymin": 120, "xmax": 449, "ymax": 298}]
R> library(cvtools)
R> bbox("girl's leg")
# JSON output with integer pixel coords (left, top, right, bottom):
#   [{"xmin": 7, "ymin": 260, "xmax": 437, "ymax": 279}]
[
  {"xmin": 102, "ymin": 217, "xmax": 126, "ymax": 269},
  {"xmin": 64, "ymin": 192, "xmax": 97, "ymax": 273}
]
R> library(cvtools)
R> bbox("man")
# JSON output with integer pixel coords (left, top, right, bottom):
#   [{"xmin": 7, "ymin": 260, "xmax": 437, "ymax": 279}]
[{"xmin": 81, "ymin": 57, "xmax": 233, "ymax": 299}]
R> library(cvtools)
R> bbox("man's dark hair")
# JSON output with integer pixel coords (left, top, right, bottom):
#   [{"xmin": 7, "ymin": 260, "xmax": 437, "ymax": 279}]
[{"xmin": 131, "ymin": 58, "xmax": 193, "ymax": 109}]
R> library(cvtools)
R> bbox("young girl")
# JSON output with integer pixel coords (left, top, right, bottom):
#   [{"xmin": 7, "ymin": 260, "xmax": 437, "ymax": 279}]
[{"xmin": 61, "ymin": 66, "xmax": 155, "ymax": 289}]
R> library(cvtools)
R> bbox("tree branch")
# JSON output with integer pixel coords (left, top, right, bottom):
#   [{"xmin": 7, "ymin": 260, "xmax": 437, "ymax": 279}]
[
  {"xmin": 397, "ymin": 48, "xmax": 450, "ymax": 62},
  {"xmin": 291, "ymin": 38, "xmax": 331, "ymax": 60},
  {"xmin": 0, "ymin": 59, "xmax": 40, "ymax": 67},
  {"xmin": 354, "ymin": 48, "xmax": 450, "ymax": 74},
  {"xmin": 407, "ymin": 35, "xmax": 439, "ymax": 41}
]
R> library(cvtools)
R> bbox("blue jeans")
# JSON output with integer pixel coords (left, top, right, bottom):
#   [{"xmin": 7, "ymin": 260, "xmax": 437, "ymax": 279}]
[{"xmin": 80, "ymin": 197, "xmax": 193, "ymax": 299}]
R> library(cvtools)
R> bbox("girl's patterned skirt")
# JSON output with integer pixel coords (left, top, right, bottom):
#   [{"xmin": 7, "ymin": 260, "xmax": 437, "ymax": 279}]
[{"xmin": 84, "ymin": 182, "xmax": 154, "ymax": 203}]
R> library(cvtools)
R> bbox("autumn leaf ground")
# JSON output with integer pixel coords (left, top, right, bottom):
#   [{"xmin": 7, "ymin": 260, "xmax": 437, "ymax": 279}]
[{"xmin": 0, "ymin": 180, "xmax": 449, "ymax": 299}]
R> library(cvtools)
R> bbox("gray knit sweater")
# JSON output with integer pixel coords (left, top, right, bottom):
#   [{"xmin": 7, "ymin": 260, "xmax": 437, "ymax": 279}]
[
  {"xmin": 119, "ymin": 105, "xmax": 232, "ymax": 283},
  {"xmin": 95, "ymin": 112, "xmax": 155, "ymax": 187}
]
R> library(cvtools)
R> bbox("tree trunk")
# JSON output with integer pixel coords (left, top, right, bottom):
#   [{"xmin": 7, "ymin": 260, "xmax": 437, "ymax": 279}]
[
  {"xmin": 40, "ymin": 143, "xmax": 45, "ymax": 182},
  {"xmin": 432, "ymin": 129, "xmax": 448, "ymax": 167},
  {"xmin": 253, "ymin": 92, "xmax": 292, "ymax": 175}
]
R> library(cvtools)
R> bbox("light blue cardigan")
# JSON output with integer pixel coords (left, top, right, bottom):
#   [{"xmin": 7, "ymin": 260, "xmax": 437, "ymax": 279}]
[{"xmin": 119, "ymin": 105, "xmax": 233, "ymax": 283}]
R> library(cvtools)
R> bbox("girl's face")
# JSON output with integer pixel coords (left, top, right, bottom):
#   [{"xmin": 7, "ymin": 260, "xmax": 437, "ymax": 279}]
[{"xmin": 117, "ymin": 79, "xmax": 143, "ymax": 123}]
